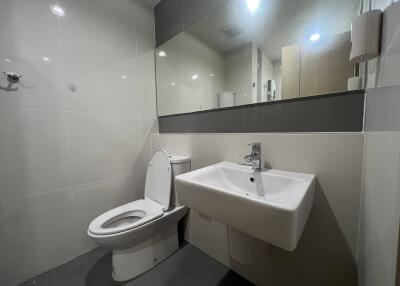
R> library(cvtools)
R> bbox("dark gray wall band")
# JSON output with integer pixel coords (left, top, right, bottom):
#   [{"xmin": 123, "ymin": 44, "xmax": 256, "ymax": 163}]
[{"xmin": 158, "ymin": 91, "xmax": 365, "ymax": 133}]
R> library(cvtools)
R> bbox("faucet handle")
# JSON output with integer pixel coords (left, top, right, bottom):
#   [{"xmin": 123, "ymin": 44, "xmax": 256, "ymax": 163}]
[
  {"xmin": 247, "ymin": 142, "xmax": 261, "ymax": 154},
  {"xmin": 243, "ymin": 154, "xmax": 252, "ymax": 162},
  {"xmin": 244, "ymin": 143, "xmax": 262, "ymax": 169}
]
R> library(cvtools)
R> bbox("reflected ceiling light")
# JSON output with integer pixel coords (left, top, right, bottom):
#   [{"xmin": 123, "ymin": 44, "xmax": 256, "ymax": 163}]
[
  {"xmin": 309, "ymin": 33, "xmax": 321, "ymax": 42},
  {"xmin": 122, "ymin": 75, "xmax": 127, "ymax": 79},
  {"xmin": 158, "ymin": 51, "xmax": 167, "ymax": 57},
  {"xmin": 247, "ymin": 0, "xmax": 260, "ymax": 12},
  {"xmin": 42, "ymin": 56, "xmax": 50, "ymax": 62},
  {"xmin": 192, "ymin": 74, "xmax": 198, "ymax": 80},
  {"xmin": 171, "ymin": 82, "xmax": 175, "ymax": 86},
  {"xmin": 4, "ymin": 58, "xmax": 12, "ymax": 63},
  {"xmin": 209, "ymin": 73, "xmax": 214, "ymax": 77},
  {"xmin": 50, "ymin": 5, "xmax": 65, "ymax": 17}
]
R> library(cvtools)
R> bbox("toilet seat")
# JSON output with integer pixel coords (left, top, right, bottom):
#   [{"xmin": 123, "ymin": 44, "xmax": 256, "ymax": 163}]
[{"xmin": 88, "ymin": 198, "xmax": 164, "ymax": 236}]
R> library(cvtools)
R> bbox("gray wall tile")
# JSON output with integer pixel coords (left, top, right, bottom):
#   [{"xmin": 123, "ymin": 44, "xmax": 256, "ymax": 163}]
[
  {"xmin": 159, "ymin": 92, "xmax": 365, "ymax": 133},
  {"xmin": 155, "ymin": 0, "xmax": 228, "ymax": 47},
  {"xmin": 0, "ymin": 109, "xmax": 70, "ymax": 201},
  {"xmin": 155, "ymin": 0, "xmax": 184, "ymax": 46},
  {"xmin": 219, "ymin": 108, "xmax": 244, "ymax": 133},
  {"xmin": 0, "ymin": 190, "xmax": 77, "ymax": 285},
  {"xmin": 186, "ymin": 110, "xmax": 221, "ymax": 133},
  {"xmin": 243, "ymin": 104, "xmax": 284, "ymax": 132},
  {"xmin": 282, "ymin": 93, "xmax": 364, "ymax": 132},
  {"xmin": 183, "ymin": 0, "xmax": 227, "ymax": 28},
  {"xmin": 159, "ymin": 114, "xmax": 187, "ymax": 133}
]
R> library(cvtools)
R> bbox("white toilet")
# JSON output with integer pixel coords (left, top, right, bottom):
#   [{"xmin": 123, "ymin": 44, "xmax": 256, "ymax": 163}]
[{"xmin": 87, "ymin": 149, "xmax": 191, "ymax": 281}]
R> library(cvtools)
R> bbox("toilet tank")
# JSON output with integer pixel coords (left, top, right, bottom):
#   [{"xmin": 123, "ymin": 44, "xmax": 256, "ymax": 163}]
[{"xmin": 169, "ymin": 155, "xmax": 191, "ymax": 206}]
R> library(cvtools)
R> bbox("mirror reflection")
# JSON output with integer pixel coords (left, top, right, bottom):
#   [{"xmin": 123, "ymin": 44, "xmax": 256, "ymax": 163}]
[{"xmin": 156, "ymin": 0, "xmax": 363, "ymax": 116}]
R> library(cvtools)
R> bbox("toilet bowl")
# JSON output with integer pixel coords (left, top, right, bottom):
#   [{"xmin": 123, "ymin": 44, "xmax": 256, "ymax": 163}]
[{"xmin": 87, "ymin": 149, "xmax": 191, "ymax": 281}]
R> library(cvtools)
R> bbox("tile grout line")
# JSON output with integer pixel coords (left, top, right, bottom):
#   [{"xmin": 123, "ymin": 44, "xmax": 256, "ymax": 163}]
[
  {"xmin": 0, "ymin": 106, "xmax": 97, "ymax": 115},
  {"xmin": 0, "ymin": 173, "xmax": 137, "ymax": 204},
  {"xmin": 56, "ymin": 15, "xmax": 80, "ymax": 256},
  {"xmin": 355, "ymin": 90, "xmax": 368, "ymax": 260},
  {"xmin": 0, "ymin": 9, "xmax": 59, "ymax": 33},
  {"xmin": 0, "ymin": 186, "xmax": 71, "ymax": 204}
]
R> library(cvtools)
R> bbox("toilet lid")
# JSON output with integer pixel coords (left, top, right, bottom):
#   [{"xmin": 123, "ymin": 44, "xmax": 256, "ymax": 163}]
[{"xmin": 144, "ymin": 149, "xmax": 171, "ymax": 211}]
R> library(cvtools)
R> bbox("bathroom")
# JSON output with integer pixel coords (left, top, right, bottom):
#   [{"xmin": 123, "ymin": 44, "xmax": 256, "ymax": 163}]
[{"xmin": 0, "ymin": 0, "xmax": 398, "ymax": 285}]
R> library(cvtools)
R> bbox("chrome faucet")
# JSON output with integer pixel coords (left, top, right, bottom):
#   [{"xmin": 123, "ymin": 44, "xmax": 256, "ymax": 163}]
[{"xmin": 244, "ymin": 143, "xmax": 261, "ymax": 170}]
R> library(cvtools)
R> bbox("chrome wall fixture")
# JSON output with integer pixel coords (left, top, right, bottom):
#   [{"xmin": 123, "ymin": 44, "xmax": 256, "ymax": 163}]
[{"xmin": 4, "ymin": 72, "xmax": 23, "ymax": 83}]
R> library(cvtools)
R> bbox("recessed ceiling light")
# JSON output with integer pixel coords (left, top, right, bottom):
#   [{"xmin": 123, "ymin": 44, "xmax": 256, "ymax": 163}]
[
  {"xmin": 4, "ymin": 58, "xmax": 12, "ymax": 63},
  {"xmin": 42, "ymin": 57, "xmax": 50, "ymax": 62},
  {"xmin": 122, "ymin": 75, "xmax": 127, "ymax": 79},
  {"xmin": 247, "ymin": 0, "xmax": 260, "ymax": 12},
  {"xmin": 192, "ymin": 74, "xmax": 198, "ymax": 80},
  {"xmin": 50, "ymin": 5, "xmax": 65, "ymax": 17},
  {"xmin": 309, "ymin": 33, "xmax": 321, "ymax": 42},
  {"xmin": 158, "ymin": 51, "xmax": 167, "ymax": 57},
  {"xmin": 209, "ymin": 73, "xmax": 214, "ymax": 77},
  {"xmin": 171, "ymin": 82, "xmax": 175, "ymax": 86}
]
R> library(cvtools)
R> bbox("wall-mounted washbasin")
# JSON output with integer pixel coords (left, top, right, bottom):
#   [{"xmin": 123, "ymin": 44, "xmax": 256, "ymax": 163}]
[{"xmin": 175, "ymin": 162, "xmax": 315, "ymax": 251}]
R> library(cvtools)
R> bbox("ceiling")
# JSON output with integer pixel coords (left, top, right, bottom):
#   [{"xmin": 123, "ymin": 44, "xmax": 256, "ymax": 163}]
[
  {"xmin": 140, "ymin": 0, "xmax": 161, "ymax": 7},
  {"xmin": 186, "ymin": 0, "xmax": 361, "ymax": 61}
]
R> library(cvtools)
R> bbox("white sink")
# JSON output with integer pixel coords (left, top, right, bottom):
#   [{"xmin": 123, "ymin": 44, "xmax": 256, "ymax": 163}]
[{"xmin": 175, "ymin": 162, "xmax": 315, "ymax": 251}]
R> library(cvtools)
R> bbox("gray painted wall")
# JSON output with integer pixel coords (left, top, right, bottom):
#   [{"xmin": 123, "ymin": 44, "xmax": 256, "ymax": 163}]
[
  {"xmin": 357, "ymin": 2, "xmax": 400, "ymax": 286},
  {"xmin": 152, "ymin": 133, "xmax": 363, "ymax": 285}
]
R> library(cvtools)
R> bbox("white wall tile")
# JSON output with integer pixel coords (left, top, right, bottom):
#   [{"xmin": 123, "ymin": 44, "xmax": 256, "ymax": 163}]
[
  {"xmin": 134, "ymin": 1, "xmax": 155, "ymax": 56},
  {"xmin": 0, "ymin": 108, "xmax": 70, "ymax": 201},
  {"xmin": 72, "ymin": 174, "xmax": 144, "ymax": 254},
  {"xmin": 0, "ymin": 11, "xmax": 65, "ymax": 110},
  {"xmin": 0, "ymin": 189, "xmax": 77, "ymax": 285},
  {"xmin": 136, "ymin": 52, "xmax": 158, "ymax": 131},
  {"xmin": 67, "ymin": 112, "xmax": 150, "ymax": 186},
  {"xmin": 61, "ymin": 32, "xmax": 142, "ymax": 115},
  {"xmin": 358, "ymin": 132, "xmax": 400, "ymax": 286},
  {"xmin": 59, "ymin": 0, "xmax": 137, "ymax": 57},
  {"xmin": 0, "ymin": 0, "xmax": 59, "ymax": 28},
  {"xmin": 365, "ymin": 85, "xmax": 400, "ymax": 132},
  {"xmin": 0, "ymin": 0, "xmax": 156, "ymax": 283},
  {"xmin": 378, "ymin": 2, "xmax": 400, "ymax": 88},
  {"xmin": 0, "ymin": 223, "xmax": 12, "ymax": 286}
]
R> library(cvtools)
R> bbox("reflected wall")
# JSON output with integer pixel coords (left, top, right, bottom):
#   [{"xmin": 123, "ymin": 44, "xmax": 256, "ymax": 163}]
[{"xmin": 156, "ymin": 0, "xmax": 363, "ymax": 116}]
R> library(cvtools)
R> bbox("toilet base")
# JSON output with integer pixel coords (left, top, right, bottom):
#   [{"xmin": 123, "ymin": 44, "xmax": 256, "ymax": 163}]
[{"xmin": 111, "ymin": 224, "xmax": 179, "ymax": 281}]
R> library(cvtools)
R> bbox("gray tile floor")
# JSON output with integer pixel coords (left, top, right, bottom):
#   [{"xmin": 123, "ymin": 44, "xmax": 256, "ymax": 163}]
[{"xmin": 19, "ymin": 243, "xmax": 254, "ymax": 286}]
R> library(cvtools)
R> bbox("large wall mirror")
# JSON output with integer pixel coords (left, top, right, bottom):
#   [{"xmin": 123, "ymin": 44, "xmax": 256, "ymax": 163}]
[{"xmin": 156, "ymin": 0, "xmax": 364, "ymax": 116}]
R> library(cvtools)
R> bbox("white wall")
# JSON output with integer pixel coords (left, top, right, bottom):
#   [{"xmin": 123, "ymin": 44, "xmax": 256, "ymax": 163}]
[
  {"xmin": 358, "ymin": 1, "xmax": 400, "ymax": 286},
  {"xmin": 0, "ymin": 0, "xmax": 157, "ymax": 284},
  {"xmin": 273, "ymin": 60, "xmax": 282, "ymax": 100},
  {"xmin": 152, "ymin": 133, "xmax": 363, "ymax": 286},
  {"xmin": 225, "ymin": 44, "xmax": 253, "ymax": 106},
  {"xmin": 260, "ymin": 52, "xmax": 282, "ymax": 102},
  {"xmin": 156, "ymin": 32, "xmax": 226, "ymax": 115}
]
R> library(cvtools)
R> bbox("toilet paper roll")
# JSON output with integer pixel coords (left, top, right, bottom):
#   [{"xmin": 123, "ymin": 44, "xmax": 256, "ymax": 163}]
[
  {"xmin": 348, "ymin": 76, "xmax": 363, "ymax": 91},
  {"xmin": 350, "ymin": 9, "xmax": 383, "ymax": 63}
]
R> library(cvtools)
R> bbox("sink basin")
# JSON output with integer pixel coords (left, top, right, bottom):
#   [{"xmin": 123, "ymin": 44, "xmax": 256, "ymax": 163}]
[{"xmin": 175, "ymin": 162, "xmax": 315, "ymax": 251}]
